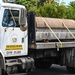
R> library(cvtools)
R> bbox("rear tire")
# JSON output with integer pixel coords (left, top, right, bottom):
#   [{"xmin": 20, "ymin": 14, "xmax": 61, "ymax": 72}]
[{"xmin": 66, "ymin": 66, "xmax": 75, "ymax": 74}]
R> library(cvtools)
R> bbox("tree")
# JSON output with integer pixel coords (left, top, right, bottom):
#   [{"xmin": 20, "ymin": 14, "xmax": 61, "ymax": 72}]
[
  {"xmin": 56, "ymin": 5, "xmax": 67, "ymax": 18},
  {"xmin": 67, "ymin": 1, "xmax": 75, "ymax": 20},
  {"xmin": 16, "ymin": 0, "xmax": 37, "ymax": 10},
  {"xmin": 69, "ymin": 1, "xmax": 75, "ymax": 8},
  {"xmin": 15, "ymin": 0, "xmax": 75, "ymax": 20}
]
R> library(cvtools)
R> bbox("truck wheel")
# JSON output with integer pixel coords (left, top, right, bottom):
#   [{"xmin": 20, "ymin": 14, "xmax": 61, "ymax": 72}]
[{"xmin": 66, "ymin": 66, "xmax": 75, "ymax": 73}]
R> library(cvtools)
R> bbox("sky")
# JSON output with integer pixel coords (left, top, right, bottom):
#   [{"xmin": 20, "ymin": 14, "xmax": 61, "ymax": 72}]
[{"xmin": 64, "ymin": 0, "xmax": 75, "ymax": 5}]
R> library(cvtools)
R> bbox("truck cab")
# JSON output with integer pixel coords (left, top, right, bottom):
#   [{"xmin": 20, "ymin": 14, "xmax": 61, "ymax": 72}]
[
  {"xmin": 0, "ymin": 0, "xmax": 34, "ymax": 74},
  {"xmin": 0, "ymin": 0, "xmax": 27, "ymax": 58}
]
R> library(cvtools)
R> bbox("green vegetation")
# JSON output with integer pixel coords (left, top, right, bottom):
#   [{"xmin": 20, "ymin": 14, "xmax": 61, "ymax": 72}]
[{"xmin": 16, "ymin": 0, "xmax": 75, "ymax": 20}]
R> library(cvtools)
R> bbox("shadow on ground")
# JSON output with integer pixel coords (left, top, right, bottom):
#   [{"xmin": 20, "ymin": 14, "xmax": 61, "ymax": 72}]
[{"xmin": 27, "ymin": 64, "xmax": 72, "ymax": 75}]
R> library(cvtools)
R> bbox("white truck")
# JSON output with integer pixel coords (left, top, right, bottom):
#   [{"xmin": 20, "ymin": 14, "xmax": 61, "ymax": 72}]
[
  {"xmin": 0, "ymin": 0, "xmax": 34, "ymax": 75},
  {"xmin": 1, "ymin": 0, "xmax": 75, "ymax": 75}
]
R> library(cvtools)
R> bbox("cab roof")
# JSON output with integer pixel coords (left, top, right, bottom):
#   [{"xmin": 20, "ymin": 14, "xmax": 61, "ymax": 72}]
[{"xmin": 1, "ymin": 3, "xmax": 26, "ymax": 10}]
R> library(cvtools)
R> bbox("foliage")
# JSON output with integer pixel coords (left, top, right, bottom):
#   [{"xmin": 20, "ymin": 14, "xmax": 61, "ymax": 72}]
[
  {"xmin": 67, "ymin": 1, "xmax": 75, "ymax": 20},
  {"xmin": 16, "ymin": 0, "xmax": 75, "ymax": 20},
  {"xmin": 56, "ymin": 5, "xmax": 67, "ymax": 18},
  {"xmin": 16, "ymin": 0, "xmax": 37, "ymax": 10},
  {"xmin": 69, "ymin": 1, "xmax": 75, "ymax": 8}
]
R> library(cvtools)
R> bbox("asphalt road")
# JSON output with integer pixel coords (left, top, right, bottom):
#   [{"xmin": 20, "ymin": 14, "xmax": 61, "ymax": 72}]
[
  {"xmin": 2, "ymin": 64, "xmax": 72, "ymax": 75},
  {"xmin": 27, "ymin": 64, "xmax": 72, "ymax": 75}
]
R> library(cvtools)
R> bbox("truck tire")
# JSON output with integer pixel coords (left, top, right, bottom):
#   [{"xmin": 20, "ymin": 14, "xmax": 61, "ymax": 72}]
[{"xmin": 66, "ymin": 66, "xmax": 75, "ymax": 73}]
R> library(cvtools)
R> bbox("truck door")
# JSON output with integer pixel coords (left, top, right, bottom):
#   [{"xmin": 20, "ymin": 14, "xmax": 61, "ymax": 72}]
[{"xmin": 1, "ymin": 8, "xmax": 27, "ymax": 57}]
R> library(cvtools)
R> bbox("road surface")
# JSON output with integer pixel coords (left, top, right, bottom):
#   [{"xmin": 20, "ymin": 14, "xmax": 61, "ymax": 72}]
[
  {"xmin": 3, "ymin": 64, "xmax": 72, "ymax": 75},
  {"xmin": 27, "ymin": 64, "xmax": 72, "ymax": 75}
]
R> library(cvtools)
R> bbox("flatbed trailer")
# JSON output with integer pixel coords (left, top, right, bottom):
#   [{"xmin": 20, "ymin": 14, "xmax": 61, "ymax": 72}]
[{"xmin": 28, "ymin": 12, "xmax": 75, "ymax": 73}]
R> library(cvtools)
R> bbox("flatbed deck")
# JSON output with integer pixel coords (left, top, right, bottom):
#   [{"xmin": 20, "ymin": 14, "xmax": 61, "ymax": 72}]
[{"xmin": 36, "ymin": 42, "xmax": 75, "ymax": 49}]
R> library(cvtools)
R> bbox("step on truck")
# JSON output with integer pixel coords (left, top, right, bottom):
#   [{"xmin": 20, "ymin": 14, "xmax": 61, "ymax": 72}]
[{"xmin": 0, "ymin": 0, "xmax": 34, "ymax": 75}]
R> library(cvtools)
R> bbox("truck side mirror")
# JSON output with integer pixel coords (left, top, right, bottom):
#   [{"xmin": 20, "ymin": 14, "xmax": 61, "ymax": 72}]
[
  {"xmin": 19, "ymin": 8, "xmax": 27, "ymax": 31},
  {"xmin": 19, "ymin": 8, "xmax": 26, "ymax": 25}
]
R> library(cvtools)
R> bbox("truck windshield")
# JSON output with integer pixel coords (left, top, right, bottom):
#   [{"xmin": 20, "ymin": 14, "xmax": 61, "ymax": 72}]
[{"xmin": 2, "ymin": 9, "xmax": 19, "ymax": 27}]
